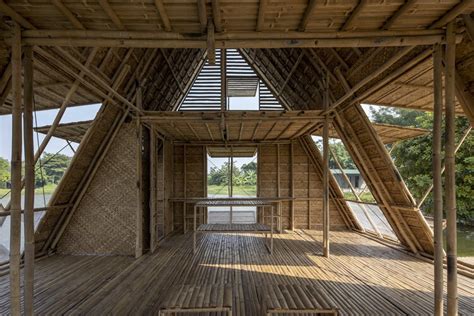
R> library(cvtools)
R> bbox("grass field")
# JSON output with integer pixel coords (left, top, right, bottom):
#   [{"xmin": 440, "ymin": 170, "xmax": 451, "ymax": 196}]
[
  {"xmin": 0, "ymin": 183, "xmax": 58, "ymax": 197},
  {"xmin": 208, "ymin": 185, "xmax": 257, "ymax": 196}
]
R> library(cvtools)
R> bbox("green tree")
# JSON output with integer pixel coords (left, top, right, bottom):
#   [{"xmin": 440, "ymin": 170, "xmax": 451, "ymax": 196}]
[
  {"xmin": 41, "ymin": 153, "xmax": 71, "ymax": 184},
  {"xmin": 0, "ymin": 157, "xmax": 9, "ymax": 189},
  {"xmin": 329, "ymin": 141, "xmax": 355, "ymax": 170},
  {"xmin": 370, "ymin": 107, "xmax": 474, "ymax": 223}
]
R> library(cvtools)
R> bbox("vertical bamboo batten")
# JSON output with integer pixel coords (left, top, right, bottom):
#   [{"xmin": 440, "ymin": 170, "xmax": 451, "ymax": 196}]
[
  {"xmin": 9, "ymin": 22, "xmax": 22, "ymax": 316},
  {"xmin": 290, "ymin": 141, "xmax": 295, "ymax": 231},
  {"xmin": 432, "ymin": 43, "xmax": 444, "ymax": 316},
  {"xmin": 444, "ymin": 21, "xmax": 457, "ymax": 315},
  {"xmin": 322, "ymin": 76, "xmax": 330, "ymax": 258},
  {"xmin": 23, "ymin": 46, "xmax": 35, "ymax": 316}
]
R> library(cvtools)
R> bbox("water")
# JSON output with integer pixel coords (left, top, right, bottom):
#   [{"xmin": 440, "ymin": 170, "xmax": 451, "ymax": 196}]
[{"xmin": 445, "ymin": 224, "xmax": 474, "ymax": 257}]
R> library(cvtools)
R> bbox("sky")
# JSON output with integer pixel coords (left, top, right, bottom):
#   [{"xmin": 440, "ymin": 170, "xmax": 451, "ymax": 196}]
[{"xmin": 0, "ymin": 103, "xmax": 101, "ymax": 160}]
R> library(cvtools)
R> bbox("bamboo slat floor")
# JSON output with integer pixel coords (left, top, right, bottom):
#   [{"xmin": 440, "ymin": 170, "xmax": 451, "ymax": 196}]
[{"xmin": 0, "ymin": 231, "xmax": 472, "ymax": 315}]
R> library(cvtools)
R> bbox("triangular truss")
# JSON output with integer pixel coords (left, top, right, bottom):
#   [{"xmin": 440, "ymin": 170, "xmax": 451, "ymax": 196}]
[{"xmin": 179, "ymin": 49, "xmax": 284, "ymax": 111}]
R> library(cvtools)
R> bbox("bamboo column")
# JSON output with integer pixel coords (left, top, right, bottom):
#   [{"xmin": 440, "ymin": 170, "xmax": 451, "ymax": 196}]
[
  {"xmin": 323, "ymin": 75, "xmax": 330, "ymax": 258},
  {"xmin": 445, "ymin": 21, "xmax": 457, "ymax": 315},
  {"xmin": 432, "ymin": 43, "xmax": 443, "ymax": 316},
  {"xmin": 10, "ymin": 22, "xmax": 22, "ymax": 316},
  {"xmin": 23, "ymin": 46, "xmax": 35, "ymax": 316}
]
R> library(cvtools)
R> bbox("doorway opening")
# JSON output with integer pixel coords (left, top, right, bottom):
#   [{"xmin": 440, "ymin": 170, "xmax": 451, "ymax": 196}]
[{"xmin": 207, "ymin": 147, "xmax": 257, "ymax": 224}]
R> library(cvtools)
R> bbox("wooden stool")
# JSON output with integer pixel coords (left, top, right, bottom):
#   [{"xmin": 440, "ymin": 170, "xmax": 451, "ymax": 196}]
[
  {"xmin": 159, "ymin": 284, "xmax": 233, "ymax": 315},
  {"xmin": 261, "ymin": 284, "xmax": 338, "ymax": 315}
]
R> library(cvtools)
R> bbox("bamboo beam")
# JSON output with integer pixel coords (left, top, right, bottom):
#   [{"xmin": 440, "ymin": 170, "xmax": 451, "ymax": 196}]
[
  {"xmin": 326, "ymin": 46, "xmax": 415, "ymax": 113},
  {"xmin": 197, "ymin": 0, "xmax": 207, "ymax": 33},
  {"xmin": 19, "ymin": 29, "xmax": 446, "ymax": 39},
  {"xmin": 429, "ymin": 0, "xmax": 474, "ymax": 29},
  {"xmin": 35, "ymin": 47, "xmax": 142, "ymax": 115},
  {"xmin": 256, "ymin": 0, "xmax": 267, "ymax": 31},
  {"xmin": 9, "ymin": 22, "xmax": 22, "ymax": 316},
  {"xmin": 462, "ymin": 14, "xmax": 474, "ymax": 42},
  {"xmin": 20, "ymin": 34, "xmax": 448, "ymax": 48},
  {"xmin": 444, "ymin": 21, "xmax": 457, "ymax": 315},
  {"xmin": 98, "ymin": 0, "xmax": 125, "ymax": 30},
  {"xmin": 432, "ymin": 42, "xmax": 443, "ymax": 316},
  {"xmin": 322, "ymin": 75, "xmax": 330, "ymax": 257},
  {"xmin": 23, "ymin": 46, "xmax": 35, "ymax": 316},
  {"xmin": 298, "ymin": 0, "xmax": 317, "ymax": 32},
  {"xmin": 154, "ymin": 0, "xmax": 172, "ymax": 32},
  {"xmin": 341, "ymin": 0, "xmax": 368, "ymax": 31},
  {"xmin": 51, "ymin": 0, "xmax": 85, "ymax": 30},
  {"xmin": 382, "ymin": 0, "xmax": 417, "ymax": 30},
  {"xmin": 0, "ymin": 1, "xmax": 35, "ymax": 29},
  {"xmin": 211, "ymin": 0, "xmax": 222, "ymax": 32},
  {"xmin": 207, "ymin": 20, "xmax": 216, "ymax": 65}
]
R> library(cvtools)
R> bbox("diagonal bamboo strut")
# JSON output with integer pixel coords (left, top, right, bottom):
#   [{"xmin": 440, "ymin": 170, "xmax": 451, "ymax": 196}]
[
  {"xmin": 329, "ymin": 146, "xmax": 382, "ymax": 238},
  {"xmin": 417, "ymin": 126, "xmax": 472, "ymax": 208},
  {"xmin": 356, "ymin": 143, "xmax": 397, "ymax": 199}
]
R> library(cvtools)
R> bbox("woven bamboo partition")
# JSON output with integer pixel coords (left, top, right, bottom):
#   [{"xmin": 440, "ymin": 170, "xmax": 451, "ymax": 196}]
[{"xmin": 57, "ymin": 123, "xmax": 138, "ymax": 255}]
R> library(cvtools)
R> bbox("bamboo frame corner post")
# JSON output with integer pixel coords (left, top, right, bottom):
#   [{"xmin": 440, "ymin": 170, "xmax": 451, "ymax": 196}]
[
  {"xmin": 23, "ymin": 45, "xmax": 35, "ymax": 316},
  {"xmin": 10, "ymin": 22, "xmax": 22, "ymax": 316},
  {"xmin": 445, "ymin": 21, "xmax": 458, "ymax": 316},
  {"xmin": 432, "ymin": 43, "xmax": 444, "ymax": 316}
]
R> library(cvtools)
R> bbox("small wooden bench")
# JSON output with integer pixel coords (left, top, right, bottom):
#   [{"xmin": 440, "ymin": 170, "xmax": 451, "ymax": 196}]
[
  {"xmin": 159, "ymin": 284, "xmax": 233, "ymax": 315},
  {"xmin": 261, "ymin": 284, "xmax": 338, "ymax": 315}
]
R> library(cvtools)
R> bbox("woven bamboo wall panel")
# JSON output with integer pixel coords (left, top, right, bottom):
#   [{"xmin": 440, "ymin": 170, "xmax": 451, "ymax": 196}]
[
  {"xmin": 57, "ymin": 123, "xmax": 138, "ymax": 256},
  {"xmin": 258, "ymin": 143, "xmax": 346, "ymax": 229}
]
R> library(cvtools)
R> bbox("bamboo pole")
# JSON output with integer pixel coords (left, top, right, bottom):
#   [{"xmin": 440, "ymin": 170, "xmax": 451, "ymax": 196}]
[
  {"xmin": 9, "ymin": 22, "xmax": 22, "ymax": 316},
  {"xmin": 444, "ymin": 21, "xmax": 457, "ymax": 315},
  {"xmin": 432, "ymin": 43, "xmax": 443, "ymax": 316},
  {"xmin": 23, "ymin": 45, "xmax": 35, "ymax": 316},
  {"xmin": 323, "ymin": 75, "xmax": 330, "ymax": 258}
]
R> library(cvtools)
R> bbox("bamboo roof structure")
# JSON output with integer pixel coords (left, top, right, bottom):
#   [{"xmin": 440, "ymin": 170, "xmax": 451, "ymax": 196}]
[{"xmin": 1, "ymin": 2, "xmax": 473, "ymax": 314}]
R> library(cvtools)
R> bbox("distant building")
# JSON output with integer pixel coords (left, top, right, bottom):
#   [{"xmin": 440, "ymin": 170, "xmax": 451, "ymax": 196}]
[{"xmin": 331, "ymin": 169, "xmax": 364, "ymax": 190}]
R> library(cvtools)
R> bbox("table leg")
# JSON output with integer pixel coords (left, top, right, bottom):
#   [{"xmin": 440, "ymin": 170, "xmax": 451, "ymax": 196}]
[
  {"xmin": 271, "ymin": 205, "xmax": 274, "ymax": 254},
  {"xmin": 193, "ymin": 205, "xmax": 197, "ymax": 254},
  {"xmin": 183, "ymin": 202, "xmax": 186, "ymax": 234}
]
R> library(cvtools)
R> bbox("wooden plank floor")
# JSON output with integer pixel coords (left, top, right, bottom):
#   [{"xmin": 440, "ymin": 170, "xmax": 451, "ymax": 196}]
[{"xmin": 0, "ymin": 231, "xmax": 472, "ymax": 315}]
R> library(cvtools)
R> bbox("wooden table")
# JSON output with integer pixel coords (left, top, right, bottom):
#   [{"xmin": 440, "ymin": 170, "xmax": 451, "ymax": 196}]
[
  {"xmin": 192, "ymin": 198, "xmax": 283, "ymax": 254},
  {"xmin": 159, "ymin": 284, "xmax": 233, "ymax": 315}
]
